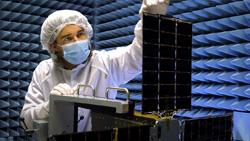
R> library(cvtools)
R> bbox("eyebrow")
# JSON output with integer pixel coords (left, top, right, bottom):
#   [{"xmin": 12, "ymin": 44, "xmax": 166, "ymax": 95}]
[
  {"xmin": 60, "ymin": 34, "xmax": 71, "ymax": 40},
  {"xmin": 60, "ymin": 29, "xmax": 85, "ymax": 40}
]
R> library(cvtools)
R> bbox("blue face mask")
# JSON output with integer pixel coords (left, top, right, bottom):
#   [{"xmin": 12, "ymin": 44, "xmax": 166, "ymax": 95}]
[{"xmin": 60, "ymin": 40, "xmax": 90, "ymax": 65}]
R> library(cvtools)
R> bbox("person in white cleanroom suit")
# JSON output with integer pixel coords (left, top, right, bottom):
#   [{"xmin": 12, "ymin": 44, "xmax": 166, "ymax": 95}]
[{"xmin": 20, "ymin": 0, "xmax": 170, "ymax": 132}]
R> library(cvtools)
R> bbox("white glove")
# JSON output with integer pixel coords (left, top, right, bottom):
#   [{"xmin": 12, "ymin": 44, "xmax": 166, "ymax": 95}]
[
  {"xmin": 139, "ymin": 0, "xmax": 170, "ymax": 19},
  {"xmin": 44, "ymin": 83, "xmax": 76, "ymax": 112},
  {"xmin": 50, "ymin": 83, "xmax": 76, "ymax": 95}
]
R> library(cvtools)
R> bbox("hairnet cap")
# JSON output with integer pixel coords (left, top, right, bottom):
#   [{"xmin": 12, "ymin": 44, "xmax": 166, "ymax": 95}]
[{"xmin": 40, "ymin": 10, "xmax": 93, "ymax": 53}]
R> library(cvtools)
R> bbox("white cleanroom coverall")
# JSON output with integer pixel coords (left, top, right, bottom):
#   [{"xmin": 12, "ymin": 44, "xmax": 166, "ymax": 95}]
[{"xmin": 20, "ymin": 20, "xmax": 143, "ymax": 131}]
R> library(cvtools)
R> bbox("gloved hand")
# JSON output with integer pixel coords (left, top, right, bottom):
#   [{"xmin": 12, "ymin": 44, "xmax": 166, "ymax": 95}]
[
  {"xmin": 44, "ymin": 83, "xmax": 76, "ymax": 112},
  {"xmin": 50, "ymin": 83, "xmax": 76, "ymax": 95},
  {"xmin": 139, "ymin": 0, "xmax": 170, "ymax": 19}
]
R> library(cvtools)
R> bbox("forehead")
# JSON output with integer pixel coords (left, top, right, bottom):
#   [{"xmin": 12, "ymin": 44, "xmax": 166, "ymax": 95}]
[{"xmin": 58, "ymin": 24, "xmax": 83, "ymax": 36}]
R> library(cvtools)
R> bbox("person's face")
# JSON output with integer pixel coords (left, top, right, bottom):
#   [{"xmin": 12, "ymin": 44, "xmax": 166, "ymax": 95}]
[{"xmin": 49, "ymin": 24, "xmax": 87, "ymax": 55}]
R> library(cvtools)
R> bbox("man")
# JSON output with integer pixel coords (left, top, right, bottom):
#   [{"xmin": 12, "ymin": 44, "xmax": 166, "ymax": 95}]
[{"xmin": 20, "ymin": 0, "xmax": 170, "ymax": 132}]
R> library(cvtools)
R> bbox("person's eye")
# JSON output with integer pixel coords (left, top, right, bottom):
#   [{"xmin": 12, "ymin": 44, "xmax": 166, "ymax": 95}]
[
  {"xmin": 77, "ymin": 32, "xmax": 85, "ymax": 38},
  {"xmin": 64, "ymin": 37, "xmax": 72, "ymax": 41}
]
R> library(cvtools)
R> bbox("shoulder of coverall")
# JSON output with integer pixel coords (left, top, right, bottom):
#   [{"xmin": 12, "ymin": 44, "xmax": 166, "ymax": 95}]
[{"xmin": 33, "ymin": 58, "xmax": 54, "ymax": 80}]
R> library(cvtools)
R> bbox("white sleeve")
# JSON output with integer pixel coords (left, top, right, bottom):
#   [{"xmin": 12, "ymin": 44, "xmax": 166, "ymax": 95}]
[
  {"xmin": 99, "ymin": 20, "xmax": 143, "ymax": 85},
  {"xmin": 20, "ymin": 63, "xmax": 49, "ymax": 129}
]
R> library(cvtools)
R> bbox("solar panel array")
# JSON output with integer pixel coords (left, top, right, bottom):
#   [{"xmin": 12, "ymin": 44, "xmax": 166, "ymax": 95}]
[{"xmin": 141, "ymin": 13, "xmax": 192, "ymax": 113}]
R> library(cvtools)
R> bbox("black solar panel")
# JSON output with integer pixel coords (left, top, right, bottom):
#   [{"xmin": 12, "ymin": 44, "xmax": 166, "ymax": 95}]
[
  {"xmin": 181, "ymin": 114, "xmax": 233, "ymax": 141},
  {"xmin": 142, "ymin": 13, "xmax": 192, "ymax": 113},
  {"xmin": 50, "ymin": 125, "xmax": 151, "ymax": 141}
]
